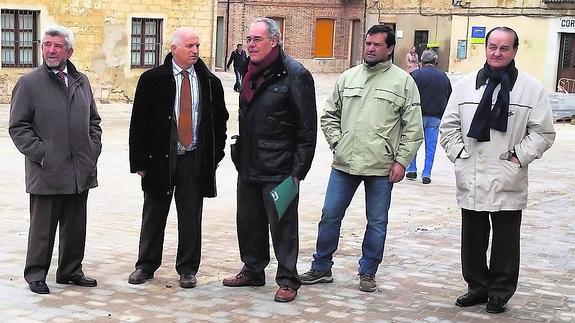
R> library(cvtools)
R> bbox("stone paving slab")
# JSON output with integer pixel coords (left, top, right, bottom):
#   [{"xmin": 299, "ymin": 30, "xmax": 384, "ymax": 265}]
[{"xmin": 0, "ymin": 71, "xmax": 574, "ymax": 322}]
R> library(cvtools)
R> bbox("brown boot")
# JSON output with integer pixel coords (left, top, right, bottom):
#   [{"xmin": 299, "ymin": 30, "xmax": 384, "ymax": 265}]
[
  {"xmin": 179, "ymin": 273, "xmax": 197, "ymax": 288},
  {"xmin": 274, "ymin": 285, "xmax": 297, "ymax": 302},
  {"xmin": 128, "ymin": 269, "xmax": 153, "ymax": 284},
  {"xmin": 222, "ymin": 272, "xmax": 265, "ymax": 287}
]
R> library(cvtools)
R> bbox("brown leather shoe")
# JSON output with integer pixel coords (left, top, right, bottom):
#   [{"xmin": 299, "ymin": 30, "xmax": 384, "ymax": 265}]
[
  {"xmin": 222, "ymin": 272, "xmax": 265, "ymax": 287},
  {"xmin": 274, "ymin": 285, "xmax": 297, "ymax": 302},
  {"xmin": 128, "ymin": 269, "xmax": 154, "ymax": 285},
  {"xmin": 179, "ymin": 273, "xmax": 197, "ymax": 288}
]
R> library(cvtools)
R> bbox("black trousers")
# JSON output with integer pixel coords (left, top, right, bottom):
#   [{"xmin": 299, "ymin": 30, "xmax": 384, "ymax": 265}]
[
  {"xmin": 236, "ymin": 176, "xmax": 301, "ymax": 290},
  {"xmin": 25, "ymin": 191, "xmax": 89, "ymax": 283},
  {"xmin": 135, "ymin": 151, "xmax": 203, "ymax": 275},
  {"xmin": 461, "ymin": 208, "xmax": 522, "ymax": 302}
]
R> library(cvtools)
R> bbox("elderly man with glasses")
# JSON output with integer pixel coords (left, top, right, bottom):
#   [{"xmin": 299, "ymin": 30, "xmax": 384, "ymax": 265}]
[{"xmin": 222, "ymin": 17, "xmax": 317, "ymax": 303}]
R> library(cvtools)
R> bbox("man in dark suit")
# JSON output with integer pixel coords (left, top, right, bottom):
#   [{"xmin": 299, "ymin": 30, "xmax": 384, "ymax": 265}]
[
  {"xmin": 9, "ymin": 24, "xmax": 101, "ymax": 295},
  {"xmin": 128, "ymin": 27, "xmax": 228, "ymax": 288}
]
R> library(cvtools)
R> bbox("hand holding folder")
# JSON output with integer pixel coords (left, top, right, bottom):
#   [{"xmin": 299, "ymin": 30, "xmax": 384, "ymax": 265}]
[{"xmin": 269, "ymin": 175, "xmax": 299, "ymax": 220}]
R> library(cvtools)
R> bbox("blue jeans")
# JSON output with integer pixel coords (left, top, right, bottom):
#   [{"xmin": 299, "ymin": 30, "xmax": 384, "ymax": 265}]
[
  {"xmin": 406, "ymin": 116, "xmax": 441, "ymax": 178},
  {"xmin": 311, "ymin": 169, "xmax": 393, "ymax": 275}
]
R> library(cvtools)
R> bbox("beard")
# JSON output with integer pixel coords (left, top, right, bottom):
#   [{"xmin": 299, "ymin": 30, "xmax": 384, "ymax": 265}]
[{"xmin": 45, "ymin": 58, "xmax": 67, "ymax": 70}]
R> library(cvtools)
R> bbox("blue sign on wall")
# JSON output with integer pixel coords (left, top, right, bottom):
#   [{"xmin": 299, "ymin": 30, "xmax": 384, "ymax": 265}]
[
  {"xmin": 471, "ymin": 26, "xmax": 486, "ymax": 38},
  {"xmin": 471, "ymin": 26, "xmax": 486, "ymax": 44}
]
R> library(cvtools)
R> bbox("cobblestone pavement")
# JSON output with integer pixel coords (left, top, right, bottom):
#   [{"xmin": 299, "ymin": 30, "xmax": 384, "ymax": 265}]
[{"xmin": 1, "ymin": 71, "xmax": 574, "ymax": 322}]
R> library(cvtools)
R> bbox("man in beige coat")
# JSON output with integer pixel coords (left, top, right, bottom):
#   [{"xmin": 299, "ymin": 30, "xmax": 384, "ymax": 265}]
[{"xmin": 440, "ymin": 27, "xmax": 555, "ymax": 314}]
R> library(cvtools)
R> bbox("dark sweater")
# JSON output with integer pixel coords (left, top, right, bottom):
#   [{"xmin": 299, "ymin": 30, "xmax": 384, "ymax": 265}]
[{"xmin": 410, "ymin": 65, "xmax": 452, "ymax": 117}]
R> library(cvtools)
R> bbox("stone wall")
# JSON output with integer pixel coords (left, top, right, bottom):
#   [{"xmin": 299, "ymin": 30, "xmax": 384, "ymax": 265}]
[{"xmin": 0, "ymin": 0, "xmax": 215, "ymax": 103}]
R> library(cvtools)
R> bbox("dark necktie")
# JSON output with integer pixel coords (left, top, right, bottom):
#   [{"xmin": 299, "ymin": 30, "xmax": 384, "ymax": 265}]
[
  {"xmin": 57, "ymin": 71, "xmax": 67, "ymax": 88},
  {"xmin": 178, "ymin": 70, "xmax": 193, "ymax": 147}
]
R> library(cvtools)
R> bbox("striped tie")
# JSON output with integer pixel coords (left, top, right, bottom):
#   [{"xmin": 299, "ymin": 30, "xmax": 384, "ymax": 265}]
[{"xmin": 57, "ymin": 71, "xmax": 67, "ymax": 89}]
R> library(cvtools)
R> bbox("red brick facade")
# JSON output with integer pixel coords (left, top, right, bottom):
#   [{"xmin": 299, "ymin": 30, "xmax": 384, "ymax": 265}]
[{"xmin": 217, "ymin": 0, "xmax": 365, "ymax": 73}]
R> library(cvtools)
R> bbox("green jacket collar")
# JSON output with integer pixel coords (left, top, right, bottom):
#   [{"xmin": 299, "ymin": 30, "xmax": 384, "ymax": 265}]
[{"xmin": 363, "ymin": 59, "xmax": 392, "ymax": 73}]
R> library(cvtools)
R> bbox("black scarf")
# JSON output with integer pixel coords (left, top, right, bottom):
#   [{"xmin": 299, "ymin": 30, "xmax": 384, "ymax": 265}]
[{"xmin": 467, "ymin": 60, "xmax": 517, "ymax": 142}]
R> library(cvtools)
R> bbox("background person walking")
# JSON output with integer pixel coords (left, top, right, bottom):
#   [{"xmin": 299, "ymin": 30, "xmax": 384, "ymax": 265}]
[{"xmin": 405, "ymin": 49, "xmax": 452, "ymax": 184}]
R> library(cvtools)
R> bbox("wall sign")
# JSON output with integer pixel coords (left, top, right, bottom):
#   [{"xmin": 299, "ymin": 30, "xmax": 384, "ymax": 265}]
[
  {"xmin": 559, "ymin": 18, "xmax": 575, "ymax": 32},
  {"xmin": 457, "ymin": 40, "xmax": 467, "ymax": 59},
  {"xmin": 471, "ymin": 26, "xmax": 486, "ymax": 44}
]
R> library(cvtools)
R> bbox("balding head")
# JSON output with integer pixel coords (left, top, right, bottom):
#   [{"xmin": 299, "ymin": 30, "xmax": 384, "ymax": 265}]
[{"xmin": 170, "ymin": 27, "xmax": 200, "ymax": 69}]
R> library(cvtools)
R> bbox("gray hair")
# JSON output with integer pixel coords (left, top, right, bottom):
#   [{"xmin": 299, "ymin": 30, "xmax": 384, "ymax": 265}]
[
  {"xmin": 421, "ymin": 49, "xmax": 438, "ymax": 64},
  {"xmin": 42, "ymin": 25, "xmax": 74, "ymax": 49},
  {"xmin": 252, "ymin": 18, "xmax": 281, "ymax": 42},
  {"xmin": 170, "ymin": 27, "xmax": 198, "ymax": 47}
]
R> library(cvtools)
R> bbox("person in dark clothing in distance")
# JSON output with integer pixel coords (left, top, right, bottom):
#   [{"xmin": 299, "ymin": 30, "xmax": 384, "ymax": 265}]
[
  {"xmin": 405, "ymin": 49, "xmax": 452, "ymax": 184},
  {"xmin": 226, "ymin": 43, "xmax": 248, "ymax": 92}
]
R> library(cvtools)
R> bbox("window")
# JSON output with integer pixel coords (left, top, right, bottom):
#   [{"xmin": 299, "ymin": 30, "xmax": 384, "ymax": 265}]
[
  {"xmin": 1, "ymin": 9, "xmax": 39, "ymax": 68},
  {"xmin": 131, "ymin": 18, "xmax": 162, "ymax": 68},
  {"xmin": 314, "ymin": 19, "xmax": 334, "ymax": 58},
  {"xmin": 414, "ymin": 30, "xmax": 429, "ymax": 58}
]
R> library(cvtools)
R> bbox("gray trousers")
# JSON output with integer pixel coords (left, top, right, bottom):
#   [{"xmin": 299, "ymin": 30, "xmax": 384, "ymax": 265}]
[{"xmin": 25, "ymin": 191, "xmax": 88, "ymax": 283}]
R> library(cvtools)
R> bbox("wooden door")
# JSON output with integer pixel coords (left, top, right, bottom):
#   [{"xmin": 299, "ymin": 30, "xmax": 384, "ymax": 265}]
[{"xmin": 558, "ymin": 33, "xmax": 575, "ymax": 78}]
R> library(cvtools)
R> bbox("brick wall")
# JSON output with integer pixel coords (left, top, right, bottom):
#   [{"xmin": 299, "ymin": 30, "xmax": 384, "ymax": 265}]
[{"xmin": 218, "ymin": 0, "xmax": 365, "ymax": 73}]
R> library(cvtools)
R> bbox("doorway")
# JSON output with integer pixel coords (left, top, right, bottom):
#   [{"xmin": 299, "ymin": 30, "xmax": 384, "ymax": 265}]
[
  {"xmin": 414, "ymin": 30, "xmax": 429, "ymax": 59},
  {"xmin": 349, "ymin": 19, "xmax": 362, "ymax": 67},
  {"xmin": 215, "ymin": 16, "xmax": 224, "ymax": 69},
  {"xmin": 557, "ymin": 33, "xmax": 575, "ymax": 92}
]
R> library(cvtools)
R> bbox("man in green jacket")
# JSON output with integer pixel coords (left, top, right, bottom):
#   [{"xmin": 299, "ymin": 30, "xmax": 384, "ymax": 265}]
[{"xmin": 300, "ymin": 25, "xmax": 423, "ymax": 292}]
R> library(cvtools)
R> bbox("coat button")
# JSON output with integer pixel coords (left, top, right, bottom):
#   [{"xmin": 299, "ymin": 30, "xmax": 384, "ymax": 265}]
[
  {"xmin": 168, "ymin": 116, "xmax": 171, "ymax": 119},
  {"xmin": 165, "ymin": 154, "xmax": 169, "ymax": 158},
  {"xmin": 148, "ymin": 155, "xmax": 152, "ymax": 159},
  {"xmin": 166, "ymin": 191, "xmax": 170, "ymax": 195}
]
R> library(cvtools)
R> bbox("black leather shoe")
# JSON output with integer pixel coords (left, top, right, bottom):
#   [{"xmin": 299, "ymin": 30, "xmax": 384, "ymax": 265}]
[
  {"xmin": 455, "ymin": 292, "xmax": 488, "ymax": 307},
  {"xmin": 29, "ymin": 281, "xmax": 50, "ymax": 294},
  {"xmin": 57, "ymin": 276, "xmax": 97, "ymax": 287},
  {"xmin": 179, "ymin": 273, "xmax": 197, "ymax": 288},
  {"xmin": 486, "ymin": 296, "xmax": 507, "ymax": 314},
  {"xmin": 128, "ymin": 268, "xmax": 154, "ymax": 284}
]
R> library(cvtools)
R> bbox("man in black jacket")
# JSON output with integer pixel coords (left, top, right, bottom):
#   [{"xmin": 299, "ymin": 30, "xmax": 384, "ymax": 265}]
[
  {"xmin": 222, "ymin": 18, "xmax": 317, "ymax": 303},
  {"xmin": 226, "ymin": 43, "xmax": 248, "ymax": 92},
  {"xmin": 128, "ymin": 27, "xmax": 228, "ymax": 289}
]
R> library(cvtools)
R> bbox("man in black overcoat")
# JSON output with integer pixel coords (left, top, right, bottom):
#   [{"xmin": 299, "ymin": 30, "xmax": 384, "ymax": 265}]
[{"xmin": 128, "ymin": 27, "xmax": 228, "ymax": 288}]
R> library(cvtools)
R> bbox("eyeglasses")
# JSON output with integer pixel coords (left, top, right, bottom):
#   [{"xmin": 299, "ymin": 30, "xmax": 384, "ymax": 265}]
[{"xmin": 246, "ymin": 36, "xmax": 272, "ymax": 44}]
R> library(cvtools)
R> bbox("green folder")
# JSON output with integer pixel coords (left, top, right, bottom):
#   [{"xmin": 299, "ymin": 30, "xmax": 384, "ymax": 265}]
[{"xmin": 269, "ymin": 175, "xmax": 299, "ymax": 220}]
